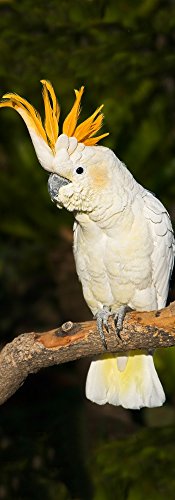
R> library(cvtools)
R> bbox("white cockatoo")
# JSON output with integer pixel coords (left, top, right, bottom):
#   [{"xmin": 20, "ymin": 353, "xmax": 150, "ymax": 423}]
[{"xmin": 1, "ymin": 81, "xmax": 174, "ymax": 409}]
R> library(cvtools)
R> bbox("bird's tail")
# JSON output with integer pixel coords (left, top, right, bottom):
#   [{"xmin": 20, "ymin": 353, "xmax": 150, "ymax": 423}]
[{"xmin": 85, "ymin": 351, "xmax": 165, "ymax": 409}]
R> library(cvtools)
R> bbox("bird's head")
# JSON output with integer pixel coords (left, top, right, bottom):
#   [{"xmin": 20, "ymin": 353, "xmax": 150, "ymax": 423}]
[
  {"xmin": 0, "ymin": 81, "xmax": 121, "ymax": 214},
  {"xmin": 48, "ymin": 136, "xmax": 119, "ymax": 213}
]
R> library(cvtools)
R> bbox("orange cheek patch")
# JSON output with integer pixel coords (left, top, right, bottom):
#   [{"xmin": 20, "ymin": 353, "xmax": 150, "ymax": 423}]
[{"xmin": 88, "ymin": 163, "xmax": 109, "ymax": 189}]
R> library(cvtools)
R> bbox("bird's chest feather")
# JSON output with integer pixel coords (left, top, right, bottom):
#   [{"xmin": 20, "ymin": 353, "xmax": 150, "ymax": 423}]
[{"xmin": 73, "ymin": 211, "xmax": 153, "ymax": 312}]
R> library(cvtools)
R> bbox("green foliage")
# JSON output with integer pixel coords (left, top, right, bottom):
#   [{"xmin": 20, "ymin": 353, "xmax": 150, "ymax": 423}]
[
  {"xmin": 92, "ymin": 426, "xmax": 175, "ymax": 500},
  {"xmin": 0, "ymin": 386, "xmax": 90, "ymax": 499}
]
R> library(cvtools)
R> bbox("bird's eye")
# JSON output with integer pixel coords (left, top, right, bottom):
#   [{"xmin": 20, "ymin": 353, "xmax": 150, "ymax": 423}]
[{"xmin": 76, "ymin": 166, "xmax": 84, "ymax": 174}]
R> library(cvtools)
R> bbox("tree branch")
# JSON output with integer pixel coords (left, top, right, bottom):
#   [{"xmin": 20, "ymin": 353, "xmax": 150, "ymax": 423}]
[{"xmin": 1, "ymin": 301, "xmax": 175, "ymax": 405}]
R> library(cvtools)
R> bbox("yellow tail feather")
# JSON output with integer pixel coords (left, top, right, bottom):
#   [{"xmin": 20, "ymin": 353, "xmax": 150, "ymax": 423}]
[{"xmin": 86, "ymin": 351, "xmax": 165, "ymax": 409}]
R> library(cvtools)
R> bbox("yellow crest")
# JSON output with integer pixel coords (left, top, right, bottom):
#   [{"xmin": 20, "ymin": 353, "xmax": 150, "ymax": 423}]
[{"xmin": 0, "ymin": 81, "xmax": 109, "ymax": 152}]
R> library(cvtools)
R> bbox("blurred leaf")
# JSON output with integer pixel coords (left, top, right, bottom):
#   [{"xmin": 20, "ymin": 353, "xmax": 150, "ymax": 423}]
[{"xmin": 92, "ymin": 426, "xmax": 175, "ymax": 500}]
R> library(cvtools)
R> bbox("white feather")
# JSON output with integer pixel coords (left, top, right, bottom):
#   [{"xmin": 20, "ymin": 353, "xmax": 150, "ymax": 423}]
[
  {"xmin": 116, "ymin": 355, "xmax": 128, "ymax": 372},
  {"xmin": 55, "ymin": 133, "xmax": 69, "ymax": 152},
  {"xmin": 68, "ymin": 136, "xmax": 78, "ymax": 155},
  {"xmin": 27, "ymin": 128, "xmax": 54, "ymax": 172},
  {"xmin": 142, "ymin": 190, "xmax": 175, "ymax": 308}
]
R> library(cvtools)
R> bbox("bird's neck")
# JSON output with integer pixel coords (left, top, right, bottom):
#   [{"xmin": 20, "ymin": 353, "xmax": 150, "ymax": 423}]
[{"xmin": 75, "ymin": 196, "xmax": 132, "ymax": 234}]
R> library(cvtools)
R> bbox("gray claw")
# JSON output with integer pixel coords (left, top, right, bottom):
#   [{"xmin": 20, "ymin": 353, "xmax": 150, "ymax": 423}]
[
  {"xmin": 95, "ymin": 306, "xmax": 111, "ymax": 349},
  {"xmin": 114, "ymin": 305, "xmax": 133, "ymax": 340}
]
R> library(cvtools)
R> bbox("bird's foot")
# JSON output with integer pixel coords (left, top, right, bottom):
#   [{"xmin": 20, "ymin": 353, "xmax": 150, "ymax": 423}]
[
  {"xmin": 114, "ymin": 305, "xmax": 133, "ymax": 340},
  {"xmin": 95, "ymin": 306, "xmax": 111, "ymax": 349}
]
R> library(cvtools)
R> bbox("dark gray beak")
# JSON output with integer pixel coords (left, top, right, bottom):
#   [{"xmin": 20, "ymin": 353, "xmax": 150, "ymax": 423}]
[{"xmin": 48, "ymin": 173, "xmax": 70, "ymax": 203}]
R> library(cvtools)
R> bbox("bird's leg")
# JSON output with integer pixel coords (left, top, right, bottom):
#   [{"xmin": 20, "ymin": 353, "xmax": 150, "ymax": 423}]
[
  {"xmin": 95, "ymin": 306, "xmax": 111, "ymax": 349},
  {"xmin": 114, "ymin": 305, "xmax": 133, "ymax": 340}
]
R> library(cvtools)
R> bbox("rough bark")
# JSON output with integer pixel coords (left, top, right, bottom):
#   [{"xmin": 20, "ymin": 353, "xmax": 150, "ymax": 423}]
[{"xmin": 1, "ymin": 301, "xmax": 175, "ymax": 405}]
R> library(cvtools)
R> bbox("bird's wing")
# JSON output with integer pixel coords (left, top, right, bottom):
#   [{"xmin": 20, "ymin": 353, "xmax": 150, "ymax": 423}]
[{"xmin": 142, "ymin": 190, "xmax": 175, "ymax": 308}]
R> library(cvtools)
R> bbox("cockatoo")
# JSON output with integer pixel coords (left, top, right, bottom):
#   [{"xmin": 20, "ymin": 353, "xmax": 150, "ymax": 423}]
[{"xmin": 1, "ymin": 81, "xmax": 174, "ymax": 409}]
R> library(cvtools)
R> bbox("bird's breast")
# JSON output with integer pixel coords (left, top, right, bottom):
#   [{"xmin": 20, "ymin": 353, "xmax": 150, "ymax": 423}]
[{"xmin": 73, "ymin": 209, "xmax": 154, "ymax": 313}]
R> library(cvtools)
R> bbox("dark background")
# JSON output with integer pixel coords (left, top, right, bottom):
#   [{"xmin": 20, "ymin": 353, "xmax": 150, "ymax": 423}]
[{"xmin": 0, "ymin": 1, "xmax": 175, "ymax": 498}]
